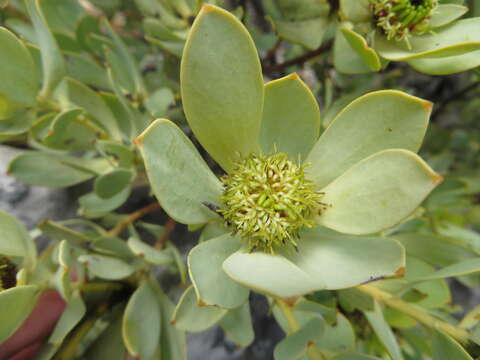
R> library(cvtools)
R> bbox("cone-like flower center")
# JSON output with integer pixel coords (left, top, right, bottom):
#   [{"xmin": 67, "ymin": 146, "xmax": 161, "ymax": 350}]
[
  {"xmin": 370, "ymin": 0, "xmax": 438, "ymax": 41},
  {"xmin": 0, "ymin": 256, "xmax": 16, "ymax": 291},
  {"xmin": 219, "ymin": 153, "xmax": 326, "ymax": 253}
]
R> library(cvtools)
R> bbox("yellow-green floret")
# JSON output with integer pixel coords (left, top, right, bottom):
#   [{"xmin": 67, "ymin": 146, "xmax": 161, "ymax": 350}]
[
  {"xmin": 371, "ymin": 0, "xmax": 438, "ymax": 41},
  {"xmin": 219, "ymin": 153, "xmax": 327, "ymax": 253}
]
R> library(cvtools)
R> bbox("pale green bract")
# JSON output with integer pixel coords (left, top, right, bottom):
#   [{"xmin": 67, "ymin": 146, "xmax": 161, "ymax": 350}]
[{"xmin": 136, "ymin": 4, "xmax": 441, "ymax": 300}]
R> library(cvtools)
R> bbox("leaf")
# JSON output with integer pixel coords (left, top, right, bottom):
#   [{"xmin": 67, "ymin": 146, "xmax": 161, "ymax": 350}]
[
  {"xmin": 375, "ymin": 18, "xmax": 480, "ymax": 61},
  {"xmin": 136, "ymin": 119, "xmax": 223, "ymax": 225},
  {"xmin": 316, "ymin": 313, "xmax": 355, "ymax": 352},
  {"xmin": 94, "ymin": 168, "xmax": 134, "ymax": 199},
  {"xmin": 340, "ymin": 27, "xmax": 381, "ymax": 71},
  {"xmin": 260, "ymin": 73, "xmax": 320, "ymax": 160},
  {"xmin": 333, "ymin": 28, "xmax": 377, "ymax": 74},
  {"xmin": 7, "ymin": 152, "xmax": 99, "ymax": 188},
  {"xmin": 219, "ymin": 302, "xmax": 254, "ymax": 347},
  {"xmin": 24, "ymin": 0, "xmax": 65, "ymax": 98},
  {"xmin": 432, "ymin": 330, "xmax": 473, "ymax": 360},
  {"xmin": 0, "ymin": 27, "xmax": 38, "ymax": 110},
  {"xmin": 181, "ymin": 4, "xmax": 264, "ymax": 171},
  {"xmin": 222, "ymin": 229, "xmax": 405, "ymax": 298},
  {"xmin": 171, "ymin": 286, "xmax": 227, "ymax": 332},
  {"xmin": 48, "ymin": 292, "xmax": 86, "ymax": 345},
  {"xmin": 363, "ymin": 301, "xmax": 402, "ymax": 360},
  {"xmin": 78, "ymin": 254, "xmax": 136, "ymax": 280},
  {"xmin": 145, "ymin": 88, "xmax": 175, "ymax": 118},
  {"xmin": 188, "ymin": 234, "xmax": 249, "ymax": 309},
  {"xmin": 65, "ymin": 52, "xmax": 111, "ymax": 90},
  {"xmin": 408, "ymin": 50, "xmax": 480, "ymax": 75},
  {"xmin": 409, "ymin": 258, "xmax": 480, "ymax": 282},
  {"xmin": 101, "ymin": 18, "xmax": 146, "ymax": 99},
  {"xmin": 0, "ymin": 210, "xmax": 36, "ymax": 262},
  {"xmin": 123, "ymin": 282, "xmax": 161, "ymax": 358},
  {"xmin": 0, "ymin": 285, "xmax": 40, "ymax": 344},
  {"xmin": 317, "ymin": 149, "xmax": 441, "ymax": 235},
  {"xmin": 43, "ymin": 108, "xmax": 98, "ymax": 150},
  {"xmin": 127, "ymin": 236, "xmax": 173, "ymax": 265},
  {"xmin": 78, "ymin": 187, "xmax": 131, "ymax": 218},
  {"xmin": 66, "ymin": 77, "xmax": 122, "ymax": 140},
  {"xmin": 268, "ymin": 16, "xmax": 329, "ymax": 51},
  {"xmin": 85, "ymin": 308, "xmax": 127, "ymax": 359},
  {"xmin": 38, "ymin": 219, "xmax": 92, "ymax": 247},
  {"xmin": 306, "ymin": 90, "xmax": 432, "ymax": 189},
  {"xmin": 429, "ymin": 5, "xmax": 468, "ymax": 28},
  {"xmin": 149, "ymin": 278, "xmax": 187, "ymax": 360},
  {"xmin": 273, "ymin": 318, "xmax": 324, "ymax": 360},
  {"xmin": 394, "ymin": 233, "xmax": 476, "ymax": 268}
]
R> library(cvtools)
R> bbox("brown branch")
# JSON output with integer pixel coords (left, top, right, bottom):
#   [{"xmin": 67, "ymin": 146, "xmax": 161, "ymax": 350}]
[
  {"xmin": 155, "ymin": 217, "xmax": 176, "ymax": 249},
  {"xmin": 262, "ymin": 39, "xmax": 333, "ymax": 74},
  {"xmin": 108, "ymin": 202, "xmax": 161, "ymax": 237}
]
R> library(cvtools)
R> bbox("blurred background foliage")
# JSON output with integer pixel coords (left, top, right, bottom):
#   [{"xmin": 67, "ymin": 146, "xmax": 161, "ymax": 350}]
[{"xmin": 0, "ymin": 0, "xmax": 479, "ymax": 359}]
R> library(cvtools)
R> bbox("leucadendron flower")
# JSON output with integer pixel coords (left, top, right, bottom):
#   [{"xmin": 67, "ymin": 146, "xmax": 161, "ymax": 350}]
[
  {"xmin": 336, "ymin": 0, "xmax": 480, "ymax": 74},
  {"xmin": 136, "ymin": 5, "xmax": 441, "ymax": 304}
]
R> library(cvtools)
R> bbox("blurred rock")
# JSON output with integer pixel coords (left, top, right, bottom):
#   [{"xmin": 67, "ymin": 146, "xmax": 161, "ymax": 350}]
[{"xmin": 0, "ymin": 145, "xmax": 76, "ymax": 231}]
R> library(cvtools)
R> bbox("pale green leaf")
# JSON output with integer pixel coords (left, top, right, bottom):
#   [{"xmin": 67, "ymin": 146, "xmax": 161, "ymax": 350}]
[
  {"xmin": 188, "ymin": 234, "xmax": 249, "ymax": 309},
  {"xmin": 78, "ymin": 254, "xmax": 136, "ymax": 280},
  {"xmin": 7, "ymin": 151, "xmax": 99, "ymax": 188},
  {"xmin": 0, "ymin": 210, "xmax": 35, "ymax": 261},
  {"xmin": 24, "ymin": 0, "xmax": 65, "ymax": 98},
  {"xmin": 66, "ymin": 77, "xmax": 122, "ymax": 140},
  {"xmin": 318, "ymin": 149, "xmax": 441, "ymax": 235},
  {"xmin": 364, "ymin": 301, "xmax": 402, "ymax": 360},
  {"xmin": 316, "ymin": 313, "xmax": 355, "ymax": 353},
  {"xmin": 123, "ymin": 282, "xmax": 161, "ymax": 358},
  {"xmin": 219, "ymin": 302, "xmax": 254, "ymax": 347},
  {"xmin": 260, "ymin": 73, "xmax": 320, "ymax": 160},
  {"xmin": 94, "ymin": 168, "xmax": 134, "ymax": 199},
  {"xmin": 223, "ymin": 229, "xmax": 405, "ymax": 298},
  {"xmin": 0, "ymin": 285, "xmax": 40, "ymax": 344},
  {"xmin": 78, "ymin": 187, "xmax": 131, "ymax": 218},
  {"xmin": 432, "ymin": 330, "xmax": 473, "ymax": 360},
  {"xmin": 306, "ymin": 90, "xmax": 432, "ymax": 189},
  {"xmin": 0, "ymin": 27, "xmax": 38, "ymax": 109},
  {"xmin": 48, "ymin": 292, "xmax": 86, "ymax": 345},
  {"xmin": 136, "ymin": 119, "xmax": 222, "ymax": 225},
  {"xmin": 408, "ymin": 50, "xmax": 480, "ymax": 75},
  {"xmin": 181, "ymin": 4, "xmax": 264, "ymax": 171},
  {"xmin": 274, "ymin": 318, "xmax": 324, "ymax": 360},
  {"xmin": 171, "ymin": 286, "xmax": 227, "ymax": 332},
  {"xmin": 149, "ymin": 278, "xmax": 187, "ymax": 360},
  {"xmin": 127, "ymin": 236, "xmax": 173, "ymax": 266},
  {"xmin": 340, "ymin": 27, "xmax": 381, "ymax": 71},
  {"xmin": 429, "ymin": 5, "xmax": 468, "ymax": 28}
]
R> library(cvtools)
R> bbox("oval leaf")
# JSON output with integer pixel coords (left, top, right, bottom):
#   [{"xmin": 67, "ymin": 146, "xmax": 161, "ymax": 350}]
[
  {"xmin": 223, "ymin": 229, "xmax": 405, "ymax": 298},
  {"xmin": 318, "ymin": 149, "xmax": 441, "ymax": 235},
  {"xmin": 136, "ymin": 119, "xmax": 223, "ymax": 225},
  {"xmin": 260, "ymin": 73, "xmax": 320, "ymax": 160},
  {"xmin": 181, "ymin": 4, "xmax": 264, "ymax": 171},
  {"xmin": 306, "ymin": 90, "xmax": 432, "ymax": 189},
  {"xmin": 0, "ymin": 285, "xmax": 40, "ymax": 344},
  {"xmin": 188, "ymin": 234, "xmax": 249, "ymax": 309},
  {"xmin": 123, "ymin": 282, "xmax": 161, "ymax": 358}
]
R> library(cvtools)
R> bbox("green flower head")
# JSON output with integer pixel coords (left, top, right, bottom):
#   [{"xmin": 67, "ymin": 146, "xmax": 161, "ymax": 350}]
[
  {"xmin": 219, "ymin": 152, "xmax": 327, "ymax": 253},
  {"xmin": 137, "ymin": 5, "xmax": 441, "ymax": 299},
  {"xmin": 371, "ymin": 0, "xmax": 438, "ymax": 41}
]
